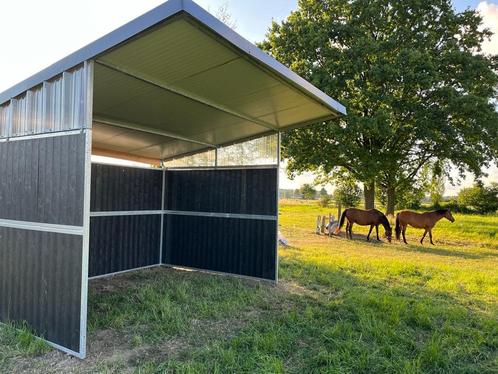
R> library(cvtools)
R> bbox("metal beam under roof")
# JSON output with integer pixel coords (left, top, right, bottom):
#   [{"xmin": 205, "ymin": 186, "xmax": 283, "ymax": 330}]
[
  {"xmin": 95, "ymin": 60, "xmax": 280, "ymax": 132},
  {"xmin": 93, "ymin": 116, "xmax": 217, "ymax": 149}
]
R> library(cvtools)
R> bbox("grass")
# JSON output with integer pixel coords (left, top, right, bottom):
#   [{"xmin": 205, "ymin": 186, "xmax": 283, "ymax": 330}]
[
  {"xmin": 0, "ymin": 200, "xmax": 497, "ymax": 373},
  {"xmin": 0, "ymin": 322, "xmax": 50, "ymax": 368}
]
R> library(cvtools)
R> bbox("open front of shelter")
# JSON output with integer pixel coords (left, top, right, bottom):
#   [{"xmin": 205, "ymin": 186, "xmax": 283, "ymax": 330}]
[{"xmin": 0, "ymin": 0, "xmax": 345, "ymax": 358}]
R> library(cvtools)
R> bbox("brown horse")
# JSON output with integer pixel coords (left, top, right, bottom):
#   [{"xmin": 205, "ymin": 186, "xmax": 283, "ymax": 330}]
[
  {"xmin": 334, "ymin": 208, "xmax": 392, "ymax": 242},
  {"xmin": 395, "ymin": 209, "xmax": 455, "ymax": 245}
]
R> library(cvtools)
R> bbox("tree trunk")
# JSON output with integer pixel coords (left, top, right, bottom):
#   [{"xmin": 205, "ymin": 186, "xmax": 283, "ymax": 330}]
[
  {"xmin": 386, "ymin": 185, "xmax": 396, "ymax": 216},
  {"xmin": 364, "ymin": 181, "xmax": 375, "ymax": 210}
]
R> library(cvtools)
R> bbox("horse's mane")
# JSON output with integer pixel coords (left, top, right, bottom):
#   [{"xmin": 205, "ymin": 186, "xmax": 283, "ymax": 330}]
[
  {"xmin": 379, "ymin": 214, "xmax": 391, "ymax": 229},
  {"xmin": 435, "ymin": 209, "xmax": 449, "ymax": 215}
]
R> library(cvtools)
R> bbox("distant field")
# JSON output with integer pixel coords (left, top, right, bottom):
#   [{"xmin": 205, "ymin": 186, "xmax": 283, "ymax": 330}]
[{"xmin": 1, "ymin": 200, "xmax": 497, "ymax": 373}]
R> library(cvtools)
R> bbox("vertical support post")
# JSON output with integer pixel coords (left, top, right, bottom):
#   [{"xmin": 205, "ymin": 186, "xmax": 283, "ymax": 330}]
[
  {"xmin": 275, "ymin": 132, "xmax": 280, "ymax": 283},
  {"xmin": 79, "ymin": 60, "xmax": 94, "ymax": 359},
  {"xmin": 214, "ymin": 148, "xmax": 218, "ymax": 168},
  {"xmin": 159, "ymin": 168, "xmax": 166, "ymax": 264}
]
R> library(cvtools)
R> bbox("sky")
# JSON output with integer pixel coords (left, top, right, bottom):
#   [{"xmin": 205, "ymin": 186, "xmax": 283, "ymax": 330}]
[{"xmin": 0, "ymin": 0, "xmax": 496, "ymax": 194}]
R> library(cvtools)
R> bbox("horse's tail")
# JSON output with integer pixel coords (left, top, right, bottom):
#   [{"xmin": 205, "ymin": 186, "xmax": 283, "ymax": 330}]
[
  {"xmin": 334, "ymin": 209, "xmax": 348, "ymax": 235},
  {"xmin": 395, "ymin": 213, "xmax": 401, "ymax": 240}
]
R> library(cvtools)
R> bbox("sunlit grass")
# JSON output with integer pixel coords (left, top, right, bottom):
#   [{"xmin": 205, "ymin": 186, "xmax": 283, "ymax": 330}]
[{"xmin": 0, "ymin": 200, "xmax": 497, "ymax": 373}]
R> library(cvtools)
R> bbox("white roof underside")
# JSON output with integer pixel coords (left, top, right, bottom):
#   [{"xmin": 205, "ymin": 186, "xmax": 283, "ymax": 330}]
[
  {"xmin": 92, "ymin": 13, "xmax": 343, "ymax": 162},
  {"xmin": 0, "ymin": 0, "xmax": 345, "ymax": 163}
]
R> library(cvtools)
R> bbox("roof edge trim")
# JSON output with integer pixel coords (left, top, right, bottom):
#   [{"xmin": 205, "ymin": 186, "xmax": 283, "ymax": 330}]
[{"xmin": 0, "ymin": 0, "xmax": 184, "ymax": 104}]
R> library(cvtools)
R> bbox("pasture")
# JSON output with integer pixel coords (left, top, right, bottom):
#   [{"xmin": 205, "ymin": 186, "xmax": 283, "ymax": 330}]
[{"xmin": 1, "ymin": 200, "xmax": 497, "ymax": 373}]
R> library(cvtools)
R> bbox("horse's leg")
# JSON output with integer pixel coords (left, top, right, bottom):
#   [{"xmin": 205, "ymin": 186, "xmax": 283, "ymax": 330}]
[
  {"xmin": 402, "ymin": 225, "xmax": 408, "ymax": 244},
  {"xmin": 367, "ymin": 225, "xmax": 373, "ymax": 241},
  {"xmin": 429, "ymin": 229, "xmax": 435, "ymax": 245},
  {"xmin": 375, "ymin": 225, "xmax": 380, "ymax": 241},
  {"xmin": 420, "ymin": 229, "xmax": 428, "ymax": 245},
  {"xmin": 345, "ymin": 221, "xmax": 350, "ymax": 239},
  {"xmin": 349, "ymin": 223, "xmax": 354, "ymax": 239}
]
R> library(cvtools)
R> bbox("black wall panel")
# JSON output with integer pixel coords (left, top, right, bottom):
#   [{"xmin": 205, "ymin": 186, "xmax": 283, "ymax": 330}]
[
  {"xmin": 162, "ymin": 168, "xmax": 278, "ymax": 280},
  {"xmin": 89, "ymin": 215, "xmax": 161, "ymax": 277},
  {"xmin": 163, "ymin": 216, "xmax": 277, "ymax": 280},
  {"xmin": 0, "ymin": 134, "xmax": 86, "ymax": 226},
  {"xmin": 165, "ymin": 168, "xmax": 277, "ymax": 215},
  {"xmin": 0, "ymin": 227, "xmax": 83, "ymax": 352},
  {"xmin": 91, "ymin": 164, "xmax": 162, "ymax": 212}
]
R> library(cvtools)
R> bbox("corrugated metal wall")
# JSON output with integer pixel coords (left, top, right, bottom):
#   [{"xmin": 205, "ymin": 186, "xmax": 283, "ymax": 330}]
[
  {"xmin": 89, "ymin": 166, "xmax": 277, "ymax": 281},
  {"xmin": 0, "ymin": 133, "xmax": 87, "ymax": 354},
  {"xmin": 89, "ymin": 164, "xmax": 162, "ymax": 277},
  {"xmin": 165, "ymin": 168, "xmax": 277, "ymax": 215},
  {"xmin": 163, "ymin": 168, "xmax": 277, "ymax": 280},
  {"xmin": 0, "ymin": 228, "xmax": 83, "ymax": 352},
  {"xmin": 91, "ymin": 164, "xmax": 162, "ymax": 211},
  {"xmin": 0, "ymin": 65, "xmax": 90, "ymax": 138},
  {"xmin": 163, "ymin": 216, "xmax": 277, "ymax": 280},
  {"xmin": 0, "ymin": 134, "xmax": 86, "ymax": 225},
  {"xmin": 89, "ymin": 215, "xmax": 161, "ymax": 277}
]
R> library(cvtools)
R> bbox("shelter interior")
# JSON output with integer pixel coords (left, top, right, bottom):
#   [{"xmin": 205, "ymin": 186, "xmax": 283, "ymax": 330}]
[{"xmin": 0, "ymin": 0, "xmax": 344, "ymax": 359}]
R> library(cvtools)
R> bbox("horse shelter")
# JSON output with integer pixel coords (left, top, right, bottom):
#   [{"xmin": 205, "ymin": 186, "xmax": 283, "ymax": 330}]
[{"xmin": 0, "ymin": 0, "xmax": 346, "ymax": 358}]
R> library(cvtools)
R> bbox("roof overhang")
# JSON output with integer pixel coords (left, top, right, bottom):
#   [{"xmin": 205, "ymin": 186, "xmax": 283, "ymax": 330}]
[{"xmin": 0, "ymin": 0, "xmax": 346, "ymax": 163}]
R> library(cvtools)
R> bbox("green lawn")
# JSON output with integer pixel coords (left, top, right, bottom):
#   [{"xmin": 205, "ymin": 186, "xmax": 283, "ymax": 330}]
[{"xmin": 1, "ymin": 201, "xmax": 497, "ymax": 373}]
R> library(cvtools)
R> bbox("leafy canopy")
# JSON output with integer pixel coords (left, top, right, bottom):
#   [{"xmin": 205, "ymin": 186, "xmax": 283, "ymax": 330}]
[{"xmin": 261, "ymin": 0, "xmax": 498, "ymax": 204}]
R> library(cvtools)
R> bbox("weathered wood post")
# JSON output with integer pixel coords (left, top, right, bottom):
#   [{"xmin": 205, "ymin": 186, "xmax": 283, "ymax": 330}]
[
  {"xmin": 316, "ymin": 216, "xmax": 322, "ymax": 234},
  {"xmin": 328, "ymin": 213, "xmax": 333, "ymax": 236},
  {"xmin": 321, "ymin": 215, "xmax": 326, "ymax": 234}
]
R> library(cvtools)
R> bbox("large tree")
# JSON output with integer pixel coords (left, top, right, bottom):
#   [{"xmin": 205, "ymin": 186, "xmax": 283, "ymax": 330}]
[{"xmin": 261, "ymin": 0, "xmax": 498, "ymax": 214}]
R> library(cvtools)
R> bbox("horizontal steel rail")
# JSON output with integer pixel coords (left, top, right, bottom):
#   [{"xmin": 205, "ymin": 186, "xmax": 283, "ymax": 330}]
[
  {"xmin": 0, "ymin": 218, "xmax": 84, "ymax": 236},
  {"xmin": 89, "ymin": 210, "xmax": 277, "ymax": 221}
]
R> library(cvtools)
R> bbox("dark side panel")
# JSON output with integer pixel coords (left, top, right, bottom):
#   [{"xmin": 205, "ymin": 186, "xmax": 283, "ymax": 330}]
[
  {"xmin": 0, "ymin": 134, "xmax": 85, "ymax": 226},
  {"xmin": 91, "ymin": 164, "xmax": 162, "ymax": 212},
  {"xmin": 0, "ymin": 227, "xmax": 83, "ymax": 352},
  {"xmin": 162, "ymin": 167, "xmax": 278, "ymax": 280},
  {"xmin": 89, "ymin": 215, "xmax": 161, "ymax": 277},
  {"xmin": 165, "ymin": 168, "xmax": 277, "ymax": 215},
  {"xmin": 163, "ymin": 215, "xmax": 277, "ymax": 280}
]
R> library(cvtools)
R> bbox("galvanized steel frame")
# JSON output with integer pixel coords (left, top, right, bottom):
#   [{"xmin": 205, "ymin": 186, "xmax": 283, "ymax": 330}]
[{"xmin": 0, "ymin": 133, "xmax": 90, "ymax": 359}]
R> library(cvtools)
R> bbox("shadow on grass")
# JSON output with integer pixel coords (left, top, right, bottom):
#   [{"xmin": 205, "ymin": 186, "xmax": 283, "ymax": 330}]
[
  {"xmin": 392, "ymin": 242, "xmax": 498, "ymax": 260},
  {"xmin": 320, "ymin": 232, "xmax": 498, "ymax": 259}
]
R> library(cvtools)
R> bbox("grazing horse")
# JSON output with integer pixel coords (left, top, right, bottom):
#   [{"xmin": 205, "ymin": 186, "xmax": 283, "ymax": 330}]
[
  {"xmin": 334, "ymin": 208, "xmax": 392, "ymax": 242},
  {"xmin": 395, "ymin": 209, "xmax": 455, "ymax": 245}
]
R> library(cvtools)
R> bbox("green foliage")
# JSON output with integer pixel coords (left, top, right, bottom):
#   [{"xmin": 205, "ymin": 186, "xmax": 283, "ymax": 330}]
[
  {"xmin": 319, "ymin": 187, "xmax": 328, "ymax": 197},
  {"xmin": 333, "ymin": 177, "xmax": 362, "ymax": 207},
  {"xmin": 318, "ymin": 194, "xmax": 332, "ymax": 207},
  {"xmin": 383, "ymin": 183, "xmax": 426, "ymax": 210},
  {"xmin": 299, "ymin": 183, "xmax": 317, "ymax": 200},
  {"xmin": 261, "ymin": 0, "xmax": 498, "ymax": 211},
  {"xmin": 457, "ymin": 183, "xmax": 498, "ymax": 214}
]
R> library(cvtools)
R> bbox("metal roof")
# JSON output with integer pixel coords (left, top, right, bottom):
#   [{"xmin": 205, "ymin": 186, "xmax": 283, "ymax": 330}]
[{"xmin": 1, "ymin": 0, "xmax": 346, "ymax": 162}]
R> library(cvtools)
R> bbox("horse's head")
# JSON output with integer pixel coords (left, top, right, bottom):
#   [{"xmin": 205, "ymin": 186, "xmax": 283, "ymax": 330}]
[
  {"xmin": 444, "ymin": 210, "xmax": 455, "ymax": 223},
  {"xmin": 385, "ymin": 227, "xmax": 392, "ymax": 243}
]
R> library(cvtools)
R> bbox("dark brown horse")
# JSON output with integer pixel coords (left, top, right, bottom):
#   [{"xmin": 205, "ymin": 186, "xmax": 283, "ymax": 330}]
[
  {"xmin": 334, "ymin": 208, "xmax": 392, "ymax": 242},
  {"xmin": 395, "ymin": 209, "xmax": 455, "ymax": 245}
]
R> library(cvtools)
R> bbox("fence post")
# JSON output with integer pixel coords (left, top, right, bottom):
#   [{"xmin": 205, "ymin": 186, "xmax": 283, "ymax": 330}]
[
  {"xmin": 316, "ymin": 216, "xmax": 321, "ymax": 234},
  {"xmin": 321, "ymin": 215, "xmax": 327, "ymax": 234}
]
